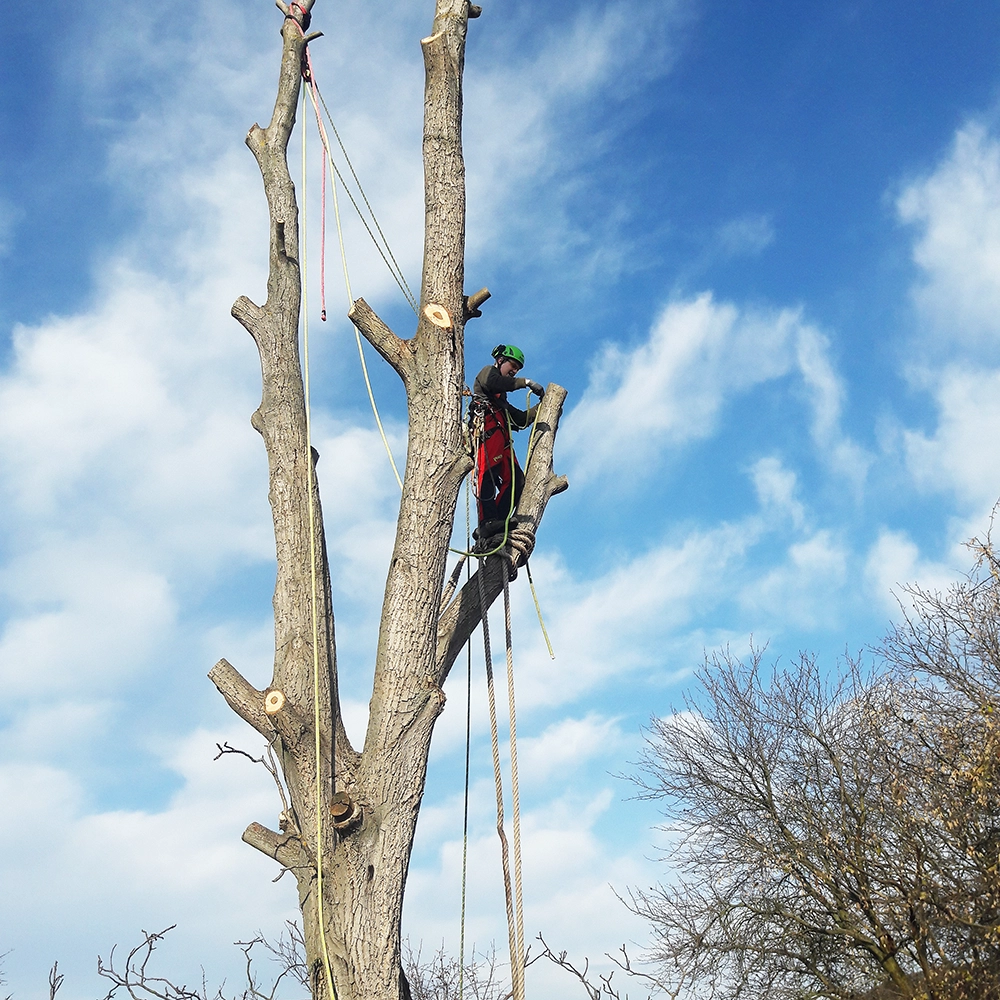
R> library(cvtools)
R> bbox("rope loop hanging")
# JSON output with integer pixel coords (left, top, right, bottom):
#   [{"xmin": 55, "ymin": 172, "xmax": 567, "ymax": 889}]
[{"xmin": 476, "ymin": 558, "xmax": 527, "ymax": 1000}]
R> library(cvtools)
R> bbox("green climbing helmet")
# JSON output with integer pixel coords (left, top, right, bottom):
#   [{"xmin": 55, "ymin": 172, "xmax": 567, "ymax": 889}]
[{"xmin": 492, "ymin": 343, "xmax": 525, "ymax": 369}]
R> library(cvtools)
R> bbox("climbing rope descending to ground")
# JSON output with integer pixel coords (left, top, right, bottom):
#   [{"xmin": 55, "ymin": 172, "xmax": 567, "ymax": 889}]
[
  {"xmin": 299, "ymin": 81, "xmax": 340, "ymax": 1000},
  {"xmin": 476, "ymin": 562, "xmax": 524, "ymax": 1000},
  {"xmin": 459, "ymin": 479, "xmax": 472, "ymax": 1000},
  {"xmin": 502, "ymin": 568, "xmax": 526, "ymax": 993}
]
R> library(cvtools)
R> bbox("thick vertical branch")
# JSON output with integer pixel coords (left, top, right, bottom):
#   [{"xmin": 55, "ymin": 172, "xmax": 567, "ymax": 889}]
[
  {"xmin": 362, "ymin": 0, "xmax": 472, "ymax": 766},
  {"xmin": 216, "ymin": 0, "xmax": 354, "ymax": 878},
  {"xmin": 419, "ymin": 5, "xmax": 467, "ymax": 311}
]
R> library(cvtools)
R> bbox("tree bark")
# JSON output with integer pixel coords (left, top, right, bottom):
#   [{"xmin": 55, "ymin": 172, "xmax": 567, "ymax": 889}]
[{"xmin": 210, "ymin": 3, "xmax": 568, "ymax": 998}]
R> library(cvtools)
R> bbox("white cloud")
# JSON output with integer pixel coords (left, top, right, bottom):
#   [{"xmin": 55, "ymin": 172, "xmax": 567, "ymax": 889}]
[
  {"xmin": 751, "ymin": 456, "xmax": 805, "ymax": 528},
  {"xmin": 0, "ymin": 544, "xmax": 175, "ymax": 697},
  {"xmin": 863, "ymin": 528, "xmax": 960, "ymax": 618},
  {"xmin": 898, "ymin": 122, "xmax": 1000, "ymax": 350},
  {"xmin": 509, "ymin": 520, "xmax": 759, "ymax": 709},
  {"xmin": 902, "ymin": 366, "xmax": 1000, "ymax": 508},
  {"xmin": 892, "ymin": 122, "xmax": 1000, "ymax": 513},
  {"xmin": 519, "ymin": 714, "xmax": 628, "ymax": 784},
  {"xmin": 562, "ymin": 292, "xmax": 868, "ymax": 486},
  {"xmin": 740, "ymin": 531, "xmax": 849, "ymax": 629},
  {"xmin": 562, "ymin": 294, "xmax": 797, "ymax": 477},
  {"xmin": 796, "ymin": 326, "xmax": 872, "ymax": 490},
  {"xmin": 465, "ymin": 0, "xmax": 688, "ymax": 264},
  {"xmin": 716, "ymin": 213, "xmax": 775, "ymax": 257}
]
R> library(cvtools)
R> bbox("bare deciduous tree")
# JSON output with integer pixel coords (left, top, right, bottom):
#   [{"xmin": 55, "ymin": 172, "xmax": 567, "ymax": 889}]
[
  {"xmin": 206, "ymin": 3, "xmax": 567, "ymax": 1000},
  {"xmin": 402, "ymin": 940, "xmax": 518, "ymax": 1000},
  {"xmin": 633, "ymin": 533, "xmax": 1000, "ymax": 1000}
]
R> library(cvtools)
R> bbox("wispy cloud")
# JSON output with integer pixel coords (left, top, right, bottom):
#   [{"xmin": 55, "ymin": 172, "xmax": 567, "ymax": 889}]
[
  {"xmin": 751, "ymin": 456, "xmax": 806, "ymax": 528},
  {"xmin": 562, "ymin": 292, "xmax": 869, "ymax": 487},
  {"xmin": 716, "ymin": 213, "xmax": 775, "ymax": 257},
  {"xmin": 863, "ymin": 528, "xmax": 960, "ymax": 618},
  {"xmin": 898, "ymin": 122, "xmax": 1000, "ymax": 354},
  {"xmin": 895, "ymin": 121, "xmax": 1000, "ymax": 517}
]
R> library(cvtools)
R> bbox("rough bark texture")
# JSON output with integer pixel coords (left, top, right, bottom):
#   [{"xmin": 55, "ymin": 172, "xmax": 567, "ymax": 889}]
[{"xmin": 210, "ymin": 3, "xmax": 568, "ymax": 999}]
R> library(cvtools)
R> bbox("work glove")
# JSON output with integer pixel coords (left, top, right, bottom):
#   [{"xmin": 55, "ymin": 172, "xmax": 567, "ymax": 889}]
[{"xmin": 525, "ymin": 380, "xmax": 545, "ymax": 398}]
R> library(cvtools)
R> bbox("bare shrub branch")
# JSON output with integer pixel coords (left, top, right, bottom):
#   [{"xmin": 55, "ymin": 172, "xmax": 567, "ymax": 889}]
[{"xmin": 96, "ymin": 925, "xmax": 311, "ymax": 1000}]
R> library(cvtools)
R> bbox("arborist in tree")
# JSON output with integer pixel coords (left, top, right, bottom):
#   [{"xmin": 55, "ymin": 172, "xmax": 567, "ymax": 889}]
[{"xmin": 470, "ymin": 344, "xmax": 546, "ymax": 541}]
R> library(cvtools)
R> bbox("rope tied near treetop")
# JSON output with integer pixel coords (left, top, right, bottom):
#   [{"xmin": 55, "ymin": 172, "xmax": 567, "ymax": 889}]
[{"xmin": 285, "ymin": 1, "xmax": 312, "ymax": 31}]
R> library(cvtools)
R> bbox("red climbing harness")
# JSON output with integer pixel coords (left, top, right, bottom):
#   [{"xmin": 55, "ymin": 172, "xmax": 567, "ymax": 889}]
[{"xmin": 476, "ymin": 405, "xmax": 513, "ymax": 496}]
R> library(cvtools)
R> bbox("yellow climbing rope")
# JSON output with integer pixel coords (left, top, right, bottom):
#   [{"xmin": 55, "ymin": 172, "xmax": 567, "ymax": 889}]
[
  {"xmin": 301, "ymin": 85, "xmax": 339, "ymax": 1000},
  {"xmin": 305, "ymin": 71, "xmax": 403, "ymax": 490}
]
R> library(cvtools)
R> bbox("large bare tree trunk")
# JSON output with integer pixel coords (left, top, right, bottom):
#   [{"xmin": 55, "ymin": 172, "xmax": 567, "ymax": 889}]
[{"xmin": 208, "ymin": 3, "xmax": 568, "ymax": 998}]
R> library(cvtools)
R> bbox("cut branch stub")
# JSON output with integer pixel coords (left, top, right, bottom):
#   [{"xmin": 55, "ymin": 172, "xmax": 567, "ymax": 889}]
[
  {"xmin": 330, "ymin": 791, "xmax": 362, "ymax": 831},
  {"xmin": 465, "ymin": 286, "xmax": 491, "ymax": 319},
  {"xmin": 423, "ymin": 303, "xmax": 453, "ymax": 329},
  {"xmin": 208, "ymin": 658, "xmax": 276, "ymax": 740},
  {"xmin": 265, "ymin": 689, "xmax": 287, "ymax": 714}
]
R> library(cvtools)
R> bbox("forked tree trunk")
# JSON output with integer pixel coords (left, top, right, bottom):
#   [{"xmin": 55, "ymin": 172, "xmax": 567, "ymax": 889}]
[{"xmin": 208, "ymin": 2, "xmax": 568, "ymax": 998}]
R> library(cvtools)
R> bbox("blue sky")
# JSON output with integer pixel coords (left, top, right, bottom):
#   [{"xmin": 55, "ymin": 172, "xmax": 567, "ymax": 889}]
[{"xmin": 3, "ymin": 0, "xmax": 1000, "ymax": 996}]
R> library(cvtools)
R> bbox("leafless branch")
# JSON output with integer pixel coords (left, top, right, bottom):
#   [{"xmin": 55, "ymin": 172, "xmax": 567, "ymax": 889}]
[
  {"xmin": 400, "ymin": 938, "xmax": 548, "ymax": 1000},
  {"xmin": 97, "ymin": 926, "xmax": 210, "ymax": 999},
  {"xmin": 214, "ymin": 741, "xmax": 291, "ymax": 822},
  {"xmin": 96, "ymin": 925, "xmax": 311, "ymax": 1000},
  {"xmin": 48, "ymin": 961, "xmax": 64, "ymax": 999},
  {"xmin": 535, "ymin": 934, "xmax": 670, "ymax": 1000},
  {"xmin": 627, "ymin": 532, "xmax": 1000, "ymax": 1000},
  {"xmin": 237, "ymin": 921, "xmax": 309, "ymax": 994}
]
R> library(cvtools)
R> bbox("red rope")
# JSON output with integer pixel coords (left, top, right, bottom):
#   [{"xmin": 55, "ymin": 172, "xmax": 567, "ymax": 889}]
[
  {"xmin": 320, "ymin": 134, "xmax": 327, "ymax": 322},
  {"xmin": 302, "ymin": 48, "xmax": 329, "ymax": 322}
]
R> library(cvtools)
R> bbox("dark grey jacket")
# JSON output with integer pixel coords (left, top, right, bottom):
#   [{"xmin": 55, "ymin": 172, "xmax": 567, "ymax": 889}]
[{"xmin": 472, "ymin": 364, "xmax": 538, "ymax": 429}]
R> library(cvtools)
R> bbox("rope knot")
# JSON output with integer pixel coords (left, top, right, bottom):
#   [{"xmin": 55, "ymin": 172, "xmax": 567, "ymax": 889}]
[
  {"xmin": 505, "ymin": 525, "xmax": 535, "ymax": 565},
  {"xmin": 473, "ymin": 523, "xmax": 535, "ymax": 577},
  {"xmin": 285, "ymin": 1, "xmax": 311, "ymax": 32}
]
